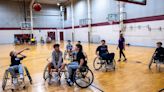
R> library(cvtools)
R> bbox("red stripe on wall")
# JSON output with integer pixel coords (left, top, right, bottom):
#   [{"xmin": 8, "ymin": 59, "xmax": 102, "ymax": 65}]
[
  {"xmin": 64, "ymin": 15, "xmax": 164, "ymax": 29},
  {"xmin": 0, "ymin": 15, "xmax": 164, "ymax": 30},
  {"xmin": 0, "ymin": 28, "xmax": 57, "ymax": 30}
]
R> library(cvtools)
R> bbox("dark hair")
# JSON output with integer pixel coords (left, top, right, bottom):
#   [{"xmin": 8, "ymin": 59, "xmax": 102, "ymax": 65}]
[
  {"xmin": 101, "ymin": 40, "xmax": 105, "ymax": 43},
  {"xmin": 53, "ymin": 44, "xmax": 60, "ymax": 48},
  {"xmin": 76, "ymin": 44, "xmax": 83, "ymax": 52},
  {"xmin": 78, "ymin": 41, "xmax": 81, "ymax": 43},
  {"xmin": 68, "ymin": 40, "xmax": 71, "ymax": 42},
  {"xmin": 157, "ymin": 42, "xmax": 162, "ymax": 45}
]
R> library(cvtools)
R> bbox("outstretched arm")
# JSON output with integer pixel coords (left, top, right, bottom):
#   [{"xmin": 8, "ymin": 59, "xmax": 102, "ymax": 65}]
[{"xmin": 15, "ymin": 48, "xmax": 29, "ymax": 55}]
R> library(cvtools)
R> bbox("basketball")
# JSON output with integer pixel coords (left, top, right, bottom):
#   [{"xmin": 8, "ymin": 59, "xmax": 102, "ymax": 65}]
[{"xmin": 33, "ymin": 3, "xmax": 42, "ymax": 11}]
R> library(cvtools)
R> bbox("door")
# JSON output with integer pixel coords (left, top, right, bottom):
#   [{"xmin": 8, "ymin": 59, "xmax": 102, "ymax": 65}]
[
  {"xmin": 48, "ymin": 32, "xmax": 56, "ymax": 40},
  {"xmin": 60, "ymin": 32, "xmax": 64, "ymax": 41}
]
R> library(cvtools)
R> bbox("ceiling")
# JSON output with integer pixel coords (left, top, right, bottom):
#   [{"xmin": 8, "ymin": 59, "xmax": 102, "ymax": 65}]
[
  {"xmin": 10, "ymin": 0, "xmax": 69, "ymax": 5},
  {"xmin": 38, "ymin": 0, "xmax": 68, "ymax": 4}
]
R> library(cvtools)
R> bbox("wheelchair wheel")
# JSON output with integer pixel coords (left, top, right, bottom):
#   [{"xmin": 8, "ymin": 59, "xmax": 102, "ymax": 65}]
[
  {"xmin": 2, "ymin": 70, "xmax": 9, "ymax": 90},
  {"xmin": 24, "ymin": 66, "xmax": 32, "ymax": 84},
  {"xmin": 43, "ymin": 64, "xmax": 49, "ymax": 81},
  {"xmin": 73, "ymin": 67, "xmax": 94, "ymax": 88},
  {"xmin": 113, "ymin": 59, "xmax": 116, "ymax": 70},
  {"xmin": 93, "ymin": 57, "xmax": 103, "ymax": 70}
]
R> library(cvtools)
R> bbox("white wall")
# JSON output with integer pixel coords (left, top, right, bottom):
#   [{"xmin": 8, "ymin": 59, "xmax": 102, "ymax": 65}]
[{"xmin": 63, "ymin": 20, "xmax": 164, "ymax": 47}]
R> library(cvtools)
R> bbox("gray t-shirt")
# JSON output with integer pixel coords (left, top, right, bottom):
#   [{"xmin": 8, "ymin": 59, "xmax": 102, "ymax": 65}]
[{"xmin": 51, "ymin": 50, "xmax": 63, "ymax": 68}]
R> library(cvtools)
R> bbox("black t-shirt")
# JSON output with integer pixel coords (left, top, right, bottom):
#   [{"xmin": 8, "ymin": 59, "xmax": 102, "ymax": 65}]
[
  {"xmin": 155, "ymin": 47, "xmax": 164, "ymax": 57},
  {"xmin": 76, "ymin": 52, "xmax": 87, "ymax": 66},
  {"xmin": 96, "ymin": 45, "xmax": 108, "ymax": 56},
  {"xmin": 10, "ymin": 56, "xmax": 24, "ymax": 66}
]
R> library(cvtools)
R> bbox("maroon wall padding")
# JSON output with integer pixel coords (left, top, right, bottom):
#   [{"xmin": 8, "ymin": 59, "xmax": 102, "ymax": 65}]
[{"xmin": 0, "ymin": 15, "xmax": 164, "ymax": 30}]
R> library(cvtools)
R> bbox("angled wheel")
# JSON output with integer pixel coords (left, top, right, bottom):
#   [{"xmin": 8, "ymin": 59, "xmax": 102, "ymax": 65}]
[
  {"xmin": 43, "ymin": 64, "xmax": 49, "ymax": 81},
  {"xmin": 113, "ymin": 59, "xmax": 116, "ymax": 70},
  {"xmin": 74, "ymin": 67, "xmax": 94, "ymax": 88},
  {"xmin": 24, "ymin": 66, "xmax": 32, "ymax": 84},
  {"xmin": 93, "ymin": 57, "xmax": 103, "ymax": 70},
  {"xmin": 2, "ymin": 70, "xmax": 9, "ymax": 90}
]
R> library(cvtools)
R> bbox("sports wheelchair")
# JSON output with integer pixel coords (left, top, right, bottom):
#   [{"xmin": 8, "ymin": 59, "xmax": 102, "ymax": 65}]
[
  {"xmin": 2, "ymin": 66, "xmax": 32, "ymax": 91},
  {"xmin": 43, "ymin": 59, "xmax": 94, "ymax": 88},
  {"xmin": 93, "ymin": 56, "xmax": 116, "ymax": 72},
  {"xmin": 149, "ymin": 55, "xmax": 164, "ymax": 72}
]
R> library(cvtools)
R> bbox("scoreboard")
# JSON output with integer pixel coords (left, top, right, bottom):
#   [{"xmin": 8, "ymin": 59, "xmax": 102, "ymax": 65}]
[{"xmin": 116, "ymin": 0, "xmax": 146, "ymax": 5}]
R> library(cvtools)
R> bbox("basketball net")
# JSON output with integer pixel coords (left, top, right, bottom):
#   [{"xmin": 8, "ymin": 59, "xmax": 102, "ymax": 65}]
[{"xmin": 108, "ymin": 21, "xmax": 114, "ymax": 25}]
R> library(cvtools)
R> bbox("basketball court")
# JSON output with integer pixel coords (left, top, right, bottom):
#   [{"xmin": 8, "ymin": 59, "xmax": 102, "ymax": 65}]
[{"xmin": 0, "ymin": 0, "xmax": 164, "ymax": 92}]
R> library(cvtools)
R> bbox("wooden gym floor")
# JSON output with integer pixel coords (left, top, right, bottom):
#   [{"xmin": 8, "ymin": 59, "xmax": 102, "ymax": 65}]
[{"xmin": 0, "ymin": 42, "xmax": 163, "ymax": 92}]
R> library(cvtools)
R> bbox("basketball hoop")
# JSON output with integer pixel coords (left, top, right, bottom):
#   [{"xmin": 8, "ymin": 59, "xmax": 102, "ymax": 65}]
[{"xmin": 108, "ymin": 21, "xmax": 114, "ymax": 25}]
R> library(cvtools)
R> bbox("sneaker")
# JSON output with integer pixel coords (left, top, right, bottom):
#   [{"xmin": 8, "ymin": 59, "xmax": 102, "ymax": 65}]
[
  {"xmin": 124, "ymin": 58, "xmax": 127, "ymax": 61},
  {"xmin": 67, "ymin": 79, "xmax": 73, "ymax": 86},
  {"xmin": 20, "ymin": 74, "xmax": 24, "ymax": 79},
  {"xmin": 13, "ymin": 78, "xmax": 18, "ymax": 85},
  {"xmin": 118, "ymin": 59, "xmax": 121, "ymax": 62}
]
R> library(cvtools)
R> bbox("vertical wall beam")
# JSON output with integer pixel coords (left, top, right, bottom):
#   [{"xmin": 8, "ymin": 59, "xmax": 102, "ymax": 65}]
[
  {"xmin": 87, "ymin": 0, "xmax": 92, "ymax": 43},
  {"xmin": 119, "ymin": 2, "xmax": 126, "ymax": 34},
  {"xmin": 71, "ymin": 0, "xmax": 75, "ymax": 42},
  {"xmin": 29, "ymin": 0, "xmax": 35, "ymax": 37}
]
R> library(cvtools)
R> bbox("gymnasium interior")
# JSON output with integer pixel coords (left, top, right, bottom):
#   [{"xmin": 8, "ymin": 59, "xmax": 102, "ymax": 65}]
[{"xmin": 0, "ymin": 0, "xmax": 164, "ymax": 92}]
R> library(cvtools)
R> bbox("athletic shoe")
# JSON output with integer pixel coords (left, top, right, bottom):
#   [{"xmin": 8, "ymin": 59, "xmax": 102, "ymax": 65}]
[
  {"xmin": 67, "ymin": 79, "xmax": 73, "ymax": 86},
  {"xmin": 20, "ymin": 74, "xmax": 24, "ymax": 79},
  {"xmin": 13, "ymin": 78, "xmax": 18, "ymax": 85},
  {"xmin": 124, "ymin": 58, "xmax": 127, "ymax": 62}
]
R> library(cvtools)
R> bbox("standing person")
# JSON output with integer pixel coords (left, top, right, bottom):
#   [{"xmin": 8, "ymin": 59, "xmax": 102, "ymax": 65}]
[
  {"xmin": 77, "ymin": 41, "xmax": 81, "ymax": 45},
  {"xmin": 117, "ymin": 34, "xmax": 127, "ymax": 62}
]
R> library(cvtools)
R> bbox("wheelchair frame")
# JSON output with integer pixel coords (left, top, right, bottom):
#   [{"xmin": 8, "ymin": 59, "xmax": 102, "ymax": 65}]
[
  {"xmin": 2, "ymin": 66, "xmax": 32, "ymax": 91},
  {"xmin": 93, "ymin": 57, "xmax": 116, "ymax": 72},
  {"xmin": 149, "ymin": 57, "xmax": 164, "ymax": 72},
  {"xmin": 43, "ymin": 62, "xmax": 94, "ymax": 88}
]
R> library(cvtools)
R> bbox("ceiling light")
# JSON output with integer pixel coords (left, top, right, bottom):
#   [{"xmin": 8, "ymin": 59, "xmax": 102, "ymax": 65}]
[{"xmin": 57, "ymin": 3, "xmax": 60, "ymax": 6}]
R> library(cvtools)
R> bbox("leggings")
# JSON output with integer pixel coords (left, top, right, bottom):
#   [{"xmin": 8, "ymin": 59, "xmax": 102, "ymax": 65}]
[{"xmin": 119, "ymin": 48, "xmax": 126, "ymax": 59}]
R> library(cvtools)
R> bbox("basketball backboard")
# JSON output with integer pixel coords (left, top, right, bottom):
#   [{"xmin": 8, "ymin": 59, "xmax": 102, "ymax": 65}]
[{"xmin": 116, "ymin": 0, "xmax": 146, "ymax": 5}]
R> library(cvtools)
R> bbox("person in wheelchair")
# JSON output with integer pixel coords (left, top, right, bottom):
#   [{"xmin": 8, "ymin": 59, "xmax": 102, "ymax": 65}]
[
  {"xmin": 8, "ymin": 48, "xmax": 29, "ymax": 85},
  {"xmin": 64, "ymin": 40, "xmax": 73, "ymax": 59},
  {"xmin": 48, "ymin": 44, "xmax": 66, "ymax": 81},
  {"xmin": 96, "ymin": 40, "xmax": 115, "ymax": 64},
  {"xmin": 67, "ymin": 44, "xmax": 87, "ymax": 86},
  {"xmin": 77, "ymin": 41, "xmax": 81, "ymax": 45},
  {"xmin": 153, "ymin": 42, "xmax": 164, "ymax": 62}
]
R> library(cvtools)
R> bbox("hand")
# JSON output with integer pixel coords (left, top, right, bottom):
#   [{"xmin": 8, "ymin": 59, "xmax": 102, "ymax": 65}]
[{"xmin": 76, "ymin": 68, "xmax": 80, "ymax": 73}]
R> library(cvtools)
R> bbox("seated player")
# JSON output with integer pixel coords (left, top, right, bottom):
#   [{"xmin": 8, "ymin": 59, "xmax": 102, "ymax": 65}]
[
  {"xmin": 96, "ymin": 40, "xmax": 115, "ymax": 64},
  {"xmin": 8, "ymin": 48, "xmax": 29, "ymax": 84},
  {"xmin": 67, "ymin": 44, "xmax": 87, "ymax": 86},
  {"xmin": 30, "ymin": 37, "xmax": 36, "ymax": 45},
  {"xmin": 153, "ymin": 42, "xmax": 164, "ymax": 62},
  {"xmin": 64, "ymin": 40, "xmax": 73, "ymax": 59},
  {"xmin": 48, "ymin": 44, "xmax": 66, "ymax": 81},
  {"xmin": 77, "ymin": 41, "xmax": 81, "ymax": 45}
]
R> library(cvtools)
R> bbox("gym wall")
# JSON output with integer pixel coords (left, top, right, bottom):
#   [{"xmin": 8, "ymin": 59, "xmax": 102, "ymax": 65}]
[{"xmin": 63, "ymin": 0, "xmax": 164, "ymax": 47}]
